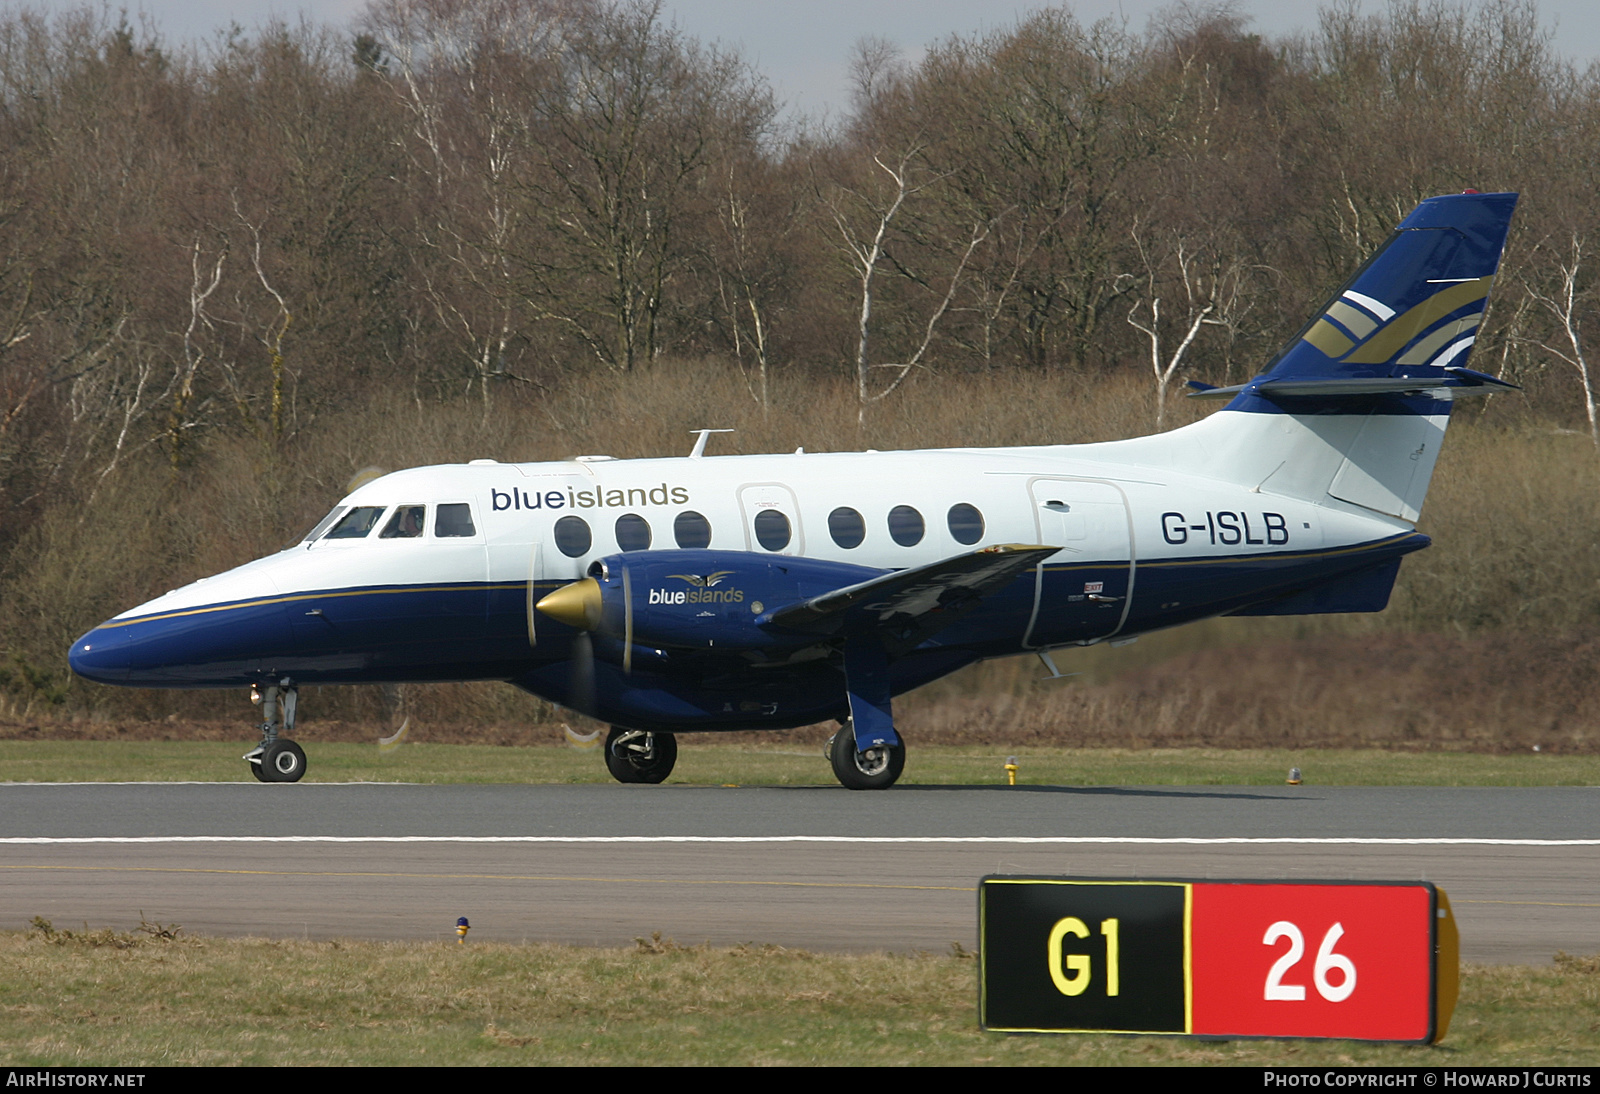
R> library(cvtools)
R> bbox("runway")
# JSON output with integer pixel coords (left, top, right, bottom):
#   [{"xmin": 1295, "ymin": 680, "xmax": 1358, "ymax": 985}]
[{"xmin": 3, "ymin": 783, "xmax": 1596, "ymax": 962}]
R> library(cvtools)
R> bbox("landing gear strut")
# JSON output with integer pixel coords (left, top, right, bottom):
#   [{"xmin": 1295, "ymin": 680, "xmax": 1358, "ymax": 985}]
[
  {"xmin": 830, "ymin": 636, "xmax": 905, "ymax": 789},
  {"xmin": 244, "ymin": 680, "xmax": 305, "ymax": 783},
  {"xmin": 826, "ymin": 719, "xmax": 906, "ymax": 790},
  {"xmin": 604, "ymin": 726, "xmax": 677, "ymax": 784}
]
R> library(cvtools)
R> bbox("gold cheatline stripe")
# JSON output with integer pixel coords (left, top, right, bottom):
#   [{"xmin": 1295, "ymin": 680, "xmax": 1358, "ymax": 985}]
[
  {"xmin": 1345, "ymin": 277, "xmax": 1492, "ymax": 364},
  {"xmin": 98, "ymin": 582, "xmax": 545, "ymax": 630}
]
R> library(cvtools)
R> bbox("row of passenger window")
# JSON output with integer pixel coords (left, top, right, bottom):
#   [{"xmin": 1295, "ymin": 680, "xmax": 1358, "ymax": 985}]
[{"xmin": 551, "ymin": 503, "xmax": 986, "ymax": 558}]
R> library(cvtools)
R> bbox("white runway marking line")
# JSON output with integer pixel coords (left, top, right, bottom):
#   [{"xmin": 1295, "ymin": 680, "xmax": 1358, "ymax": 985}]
[{"xmin": 2, "ymin": 836, "xmax": 1598, "ymax": 846}]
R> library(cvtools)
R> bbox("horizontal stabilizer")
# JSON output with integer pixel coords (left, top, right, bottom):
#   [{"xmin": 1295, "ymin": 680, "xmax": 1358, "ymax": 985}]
[
  {"xmin": 1189, "ymin": 368, "xmax": 1519, "ymax": 402},
  {"xmin": 766, "ymin": 544, "xmax": 1056, "ymax": 651}
]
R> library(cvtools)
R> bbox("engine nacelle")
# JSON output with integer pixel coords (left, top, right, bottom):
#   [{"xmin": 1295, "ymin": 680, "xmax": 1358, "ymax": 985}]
[{"xmin": 540, "ymin": 549, "xmax": 882, "ymax": 652}]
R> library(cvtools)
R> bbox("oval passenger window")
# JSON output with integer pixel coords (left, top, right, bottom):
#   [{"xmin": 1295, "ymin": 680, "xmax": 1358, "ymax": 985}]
[
  {"xmin": 828, "ymin": 507, "xmax": 866, "ymax": 549},
  {"xmin": 554, "ymin": 515, "xmax": 592, "ymax": 558},
  {"xmin": 615, "ymin": 513, "xmax": 651, "ymax": 551},
  {"xmin": 753, "ymin": 509, "xmax": 791, "ymax": 552},
  {"xmin": 947, "ymin": 503, "xmax": 984, "ymax": 545},
  {"xmin": 888, "ymin": 505, "xmax": 924, "ymax": 547},
  {"xmin": 674, "ymin": 510, "xmax": 712, "ymax": 549}
]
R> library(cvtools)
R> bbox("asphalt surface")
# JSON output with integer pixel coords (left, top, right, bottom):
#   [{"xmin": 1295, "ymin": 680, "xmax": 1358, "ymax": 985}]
[
  {"xmin": 5, "ymin": 782, "xmax": 1597, "ymax": 839},
  {"xmin": 3, "ymin": 783, "xmax": 1596, "ymax": 962}
]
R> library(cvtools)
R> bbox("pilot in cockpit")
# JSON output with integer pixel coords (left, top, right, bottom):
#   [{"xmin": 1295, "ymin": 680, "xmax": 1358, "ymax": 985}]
[{"xmin": 380, "ymin": 504, "xmax": 426, "ymax": 539}]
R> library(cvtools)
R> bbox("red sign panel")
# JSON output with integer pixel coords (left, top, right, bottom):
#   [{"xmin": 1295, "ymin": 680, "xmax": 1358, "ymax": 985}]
[{"xmin": 1190, "ymin": 883, "xmax": 1435, "ymax": 1041}]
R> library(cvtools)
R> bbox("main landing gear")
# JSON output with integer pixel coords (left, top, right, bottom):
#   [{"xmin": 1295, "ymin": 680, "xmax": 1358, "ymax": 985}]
[
  {"xmin": 243, "ymin": 680, "xmax": 306, "ymax": 783},
  {"xmin": 826, "ymin": 720, "xmax": 906, "ymax": 790},
  {"xmin": 604, "ymin": 727, "xmax": 678, "ymax": 784}
]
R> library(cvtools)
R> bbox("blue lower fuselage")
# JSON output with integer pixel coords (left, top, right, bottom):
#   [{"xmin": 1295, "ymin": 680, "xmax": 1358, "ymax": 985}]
[{"xmin": 69, "ymin": 530, "xmax": 1426, "ymax": 733}]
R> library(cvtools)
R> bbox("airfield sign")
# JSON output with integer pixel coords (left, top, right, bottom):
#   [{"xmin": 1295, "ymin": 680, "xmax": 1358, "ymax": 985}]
[{"xmin": 979, "ymin": 878, "xmax": 1457, "ymax": 1043}]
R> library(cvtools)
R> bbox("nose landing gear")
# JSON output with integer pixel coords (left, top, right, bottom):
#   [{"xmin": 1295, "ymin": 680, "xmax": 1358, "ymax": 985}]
[{"xmin": 243, "ymin": 680, "xmax": 306, "ymax": 783}]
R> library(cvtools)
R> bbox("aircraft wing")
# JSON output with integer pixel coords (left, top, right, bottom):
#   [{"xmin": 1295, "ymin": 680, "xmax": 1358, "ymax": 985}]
[{"xmin": 765, "ymin": 543, "xmax": 1057, "ymax": 654}]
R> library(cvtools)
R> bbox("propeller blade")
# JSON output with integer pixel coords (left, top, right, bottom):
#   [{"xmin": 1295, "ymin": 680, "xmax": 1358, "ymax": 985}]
[
  {"xmin": 570, "ymin": 630, "xmax": 597, "ymax": 717},
  {"xmin": 622, "ymin": 565, "xmax": 634, "ymax": 675},
  {"xmin": 524, "ymin": 540, "xmax": 542, "ymax": 648}
]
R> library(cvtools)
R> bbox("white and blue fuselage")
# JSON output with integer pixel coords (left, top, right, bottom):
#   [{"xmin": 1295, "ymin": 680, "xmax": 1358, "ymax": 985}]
[
  {"xmin": 69, "ymin": 424, "xmax": 1427, "ymax": 732},
  {"xmin": 67, "ymin": 191, "xmax": 1518, "ymax": 766}
]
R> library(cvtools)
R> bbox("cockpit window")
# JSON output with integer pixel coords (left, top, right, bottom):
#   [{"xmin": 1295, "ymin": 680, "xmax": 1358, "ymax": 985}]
[
  {"xmin": 301, "ymin": 506, "xmax": 347, "ymax": 544},
  {"xmin": 380, "ymin": 505, "xmax": 426, "ymax": 539},
  {"xmin": 324, "ymin": 506, "xmax": 385, "ymax": 539},
  {"xmin": 435, "ymin": 503, "xmax": 477, "ymax": 538}
]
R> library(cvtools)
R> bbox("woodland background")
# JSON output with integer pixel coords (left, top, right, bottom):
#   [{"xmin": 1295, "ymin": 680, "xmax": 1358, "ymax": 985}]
[{"xmin": 3, "ymin": 0, "xmax": 1600, "ymax": 750}]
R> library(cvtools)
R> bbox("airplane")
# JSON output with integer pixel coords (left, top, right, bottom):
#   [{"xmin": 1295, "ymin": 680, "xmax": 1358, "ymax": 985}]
[{"xmin": 69, "ymin": 190, "xmax": 1519, "ymax": 789}]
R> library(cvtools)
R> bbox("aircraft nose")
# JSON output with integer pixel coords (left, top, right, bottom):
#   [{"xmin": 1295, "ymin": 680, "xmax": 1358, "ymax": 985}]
[{"xmin": 69, "ymin": 626, "xmax": 130, "ymax": 684}]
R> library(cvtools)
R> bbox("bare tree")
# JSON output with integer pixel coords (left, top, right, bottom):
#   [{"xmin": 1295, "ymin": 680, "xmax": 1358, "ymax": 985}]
[
  {"xmin": 224, "ymin": 205, "xmax": 294, "ymax": 444},
  {"xmin": 711, "ymin": 157, "xmax": 803, "ymax": 414},
  {"xmin": 362, "ymin": 0, "xmax": 569, "ymax": 409},
  {"xmin": 821, "ymin": 148, "xmax": 993, "ymax": 426},
  {"xmin": 1523, "ymin": 234, "xmax": 1599, "ymax": 448},
  {"xmin": 1121, "ymin": 223, "xmax": 1253, "ymax": 430},
  {"xmin": 514, "ymin": 0, "xmax": 771, "ymax": 372},
  {"xmin": 168, "ymin": 238, "xmax": 228, "ymax": 470}
]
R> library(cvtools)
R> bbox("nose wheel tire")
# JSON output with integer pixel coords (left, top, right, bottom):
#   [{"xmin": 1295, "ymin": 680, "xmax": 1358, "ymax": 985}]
[
  {"xmin": 604, "ymin": 727, "xmax": 677, "ymax": 784},
  {"xmin": 828, "ymin": 727, "xmax": 905, "ymax": 790},
  {"xmin": 256, "ymin": 739, "xmax": 307, "ymax": 783}
]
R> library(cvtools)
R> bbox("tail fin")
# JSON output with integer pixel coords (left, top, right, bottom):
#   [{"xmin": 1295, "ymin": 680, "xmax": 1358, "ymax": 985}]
[
  {"xmin": 1205, "ymin": 190, "xmax": 1518, "ymax": 394},
  {"xmin": 1183, "ymin": 191, "xmax": 1518, "ymax": 522}
]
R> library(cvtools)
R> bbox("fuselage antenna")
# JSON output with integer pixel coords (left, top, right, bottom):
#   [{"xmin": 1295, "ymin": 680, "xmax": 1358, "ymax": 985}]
[{"xmin": 688, "ymin": 429, "xmax": 735, "ymax": 459}]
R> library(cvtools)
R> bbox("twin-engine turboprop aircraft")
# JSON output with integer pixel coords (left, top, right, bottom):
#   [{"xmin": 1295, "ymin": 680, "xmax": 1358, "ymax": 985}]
[{"xmin": 71, "ymin": 191, "xmax": 1519, "ymax": 788}]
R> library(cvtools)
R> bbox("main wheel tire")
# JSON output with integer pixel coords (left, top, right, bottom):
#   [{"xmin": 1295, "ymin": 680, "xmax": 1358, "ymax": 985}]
[
  {"xmin": 604, "ymin": 727, "xmax": 677, "ymax": 784},
  {"xmin": 829, "ymin": 725, "xmax": 905, "ymax": 790},
  {"xmin": 258, "ymin": 739, "xmax": 307, "ymax": 783}
]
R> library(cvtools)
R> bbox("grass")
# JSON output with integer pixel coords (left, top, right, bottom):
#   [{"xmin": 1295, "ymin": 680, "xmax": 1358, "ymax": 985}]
[
  {"xmin": 2, "ymin": 740, "xmax": 1599, "ymax": 786},
  {"xmin": 2, "ymin": 925, "xmax": 1596, "ymax": 1066}
]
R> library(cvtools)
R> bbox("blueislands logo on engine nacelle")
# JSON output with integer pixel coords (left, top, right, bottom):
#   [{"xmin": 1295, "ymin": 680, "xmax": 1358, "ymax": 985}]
[{"xmin": 651, "ymin": 571, "xmax": 742, "ymax": 605}]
